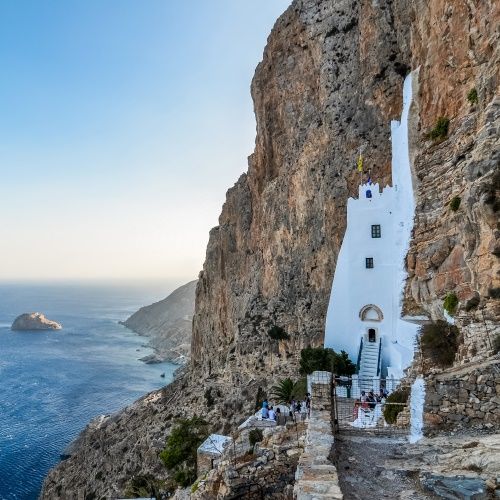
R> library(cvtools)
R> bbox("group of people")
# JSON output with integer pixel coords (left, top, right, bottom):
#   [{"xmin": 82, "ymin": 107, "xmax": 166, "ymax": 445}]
[
  {"xmin": 353, "ymin": 388, "xmax": 387, "ymax": 417},
  {"xmin": 260, "ymin": 393, "xmax": 311, "ymax": 423}
]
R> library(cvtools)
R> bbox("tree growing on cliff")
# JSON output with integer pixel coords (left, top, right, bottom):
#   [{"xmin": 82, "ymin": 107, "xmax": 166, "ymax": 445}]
[
  {"xmin": 299, "ymin": 347, "xmax": 355, "ymax": 376},
  {"xmin": 160, "ymin": 416, "xmax": 209, "ymax": 487}
]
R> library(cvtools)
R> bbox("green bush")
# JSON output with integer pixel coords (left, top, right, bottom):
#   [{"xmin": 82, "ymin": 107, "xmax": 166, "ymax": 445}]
[
  {"xmin": 123, "ymin": 475, "xmax": 161, "ymax": 498},
  {"xmin": 428, "ymin": 117, "xmax": 450, "ymax": 141},
  {"xmin": 467, "ymin": 88, "xmax": 478, "ymax": 105},
  {"xmin": 249, "ymin": 429, "xmax": 263, "ymax": 447},
  {"xmin": 493, "ymin": 334, "xmax": 500, "ymax": 355},
  {"xmin": 443, "ymin": 292, "xmax": 459, "ymax": 316},
  {"xmin": 299, "ymin": 347, "xmax": 356, "ymax": 376},
  {"xmin": 160, "ymin": 416, "xmax": 209, "ymax": 488},
  {"xmin": 271, "ymin": 377, "xmax": 307, "ymax": 403},
  {"xmin": 419, "ymin": 320, "xmax": 460, "ymax": 368},
  {"xmin": 268, "ymin": 325, "xmax": 290, "ymax": 341},
  {"xmin": 449, "ymin": 196, "xmax": 461, "ymax": 212},
  {"xmin": 383, "ymin": 387, "xmax": 410, "ymax": 424}
]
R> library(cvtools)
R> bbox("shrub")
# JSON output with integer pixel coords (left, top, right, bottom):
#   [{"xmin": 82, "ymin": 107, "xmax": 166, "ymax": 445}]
[
  {"xmin": 124, "ymin": 475, "xmax": 161, "ymax": 498},
  {"xmin": 488, "ymin": 287, "xmax": 500, "ymax": 299},
  {"xmin": 419, "ymin": 320, "xmax": 460, "ymax": 368},
  {"xmin": 449, "ymin": 196, "xmax": 461, "ymax": 212},
  {"xmin": 428, "ymin": 117, "xmax": 450, "ymax": 141},
  {"xmin": 443, "ymin": 292, "xmax": 459, "ymax": 316},
  {"xmin": 383, "ymin": 387, "xmax": 410, "ymax": 424},
  {"xmin": 268, "ymin": 325, "xmax": 290, "ymax": 341},
  {"xmin": 204, "ymin": 388, "xmax": 214, "ymax": 407},
  {"xmin": 464, "ymin": 294, "xmax": 480, "ymax": 311},
  {"xmin": 271, "ymin": 377, "xmax": 307, "ymax": 403},
  {"xmin": 299, "ymin": 347, "xmax": 356, "ymax": 376},
  {"xmin": 493, "ymin": 334, "xmax": 500, "ymax": 355},
  {"xmin": 467, "ymin": 88, "xmax": 478, "ymax": 105},
  {"xmin": 249, "ymin": 429, "xmax": 263, "ymax": 447},
  {"xmin": 160, "ymin": 416, "xmax": 209, "ymax": 488}
]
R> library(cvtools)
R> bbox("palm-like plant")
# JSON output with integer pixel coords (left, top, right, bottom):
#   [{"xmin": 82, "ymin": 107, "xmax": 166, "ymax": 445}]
[{"xmin": 271, "ymin": 378, "xmax": 306, "ymax": 404}]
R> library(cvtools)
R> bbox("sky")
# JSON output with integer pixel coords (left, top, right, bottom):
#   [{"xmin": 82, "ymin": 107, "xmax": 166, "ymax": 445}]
[{"xmin": 0, "ymin": 0, "xmax": 290, "ymax": 284}]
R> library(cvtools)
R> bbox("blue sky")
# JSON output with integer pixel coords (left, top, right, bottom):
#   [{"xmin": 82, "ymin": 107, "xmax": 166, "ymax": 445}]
[{"xmin": 0, "ymin": 0, "xmax": 290, "ymax": 283}]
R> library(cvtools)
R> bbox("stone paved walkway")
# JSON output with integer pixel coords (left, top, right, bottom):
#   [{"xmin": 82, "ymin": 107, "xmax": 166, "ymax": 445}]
[{"xmin": 332, "ymin": 435, "xmax": 435, "ymax": 500}]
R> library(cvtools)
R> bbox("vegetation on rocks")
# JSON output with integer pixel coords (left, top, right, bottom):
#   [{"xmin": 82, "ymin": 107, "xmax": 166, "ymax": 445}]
[
  {"xmin": 493, "ymin": 334, "xmax": 500, "ymax": 355},
  {"xmin": 299, "ymin": 347, "xmax": 355, "ymax": 376},
  {"xmin": 123, "ymin": 475, "xmax": 163, "ymax": 499},
  {"xmin": 449, "ymin": 196, "xmax": 461, "ymax": 211},
  {"xmin": 248, "ymin": 429, "xmax": 264, "ymax": 447},
  {"xmin": 271, "ymin": 377, "xmax": 307, "ymax": 403},
  {"xmin": 427, "ymin": 117, "xmax": 450, "ymax": 141},
  {"xmin": 467, "ymin": 87, "xmax": 478, "ymax": 105},
  {"xmin": 160, "ymin": 416, "xmax": 209, "ymax": 487},
  {"xmin": 267, "ymin": 325, "xmax": 290, "ymax": 340},
  {"xmin": 419, "ymin": 320, "xmax": 460, "ymax": 368},
  {"xmin": 383, "ymin": 387, "xmax": 410, "ymax": 424},
  {"xmin": 443, "ymin": 292, "xmax": 459, "ymax": 315}
]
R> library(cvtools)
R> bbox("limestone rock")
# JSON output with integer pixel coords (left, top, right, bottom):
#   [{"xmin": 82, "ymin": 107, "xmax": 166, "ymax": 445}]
[
  {"xmin": 11, "ymin": 312, "xmax": 62, "ymax": 331},
  {"xmin": 121, "ymin": 280, "xmax": 197, "ymax": 364}
]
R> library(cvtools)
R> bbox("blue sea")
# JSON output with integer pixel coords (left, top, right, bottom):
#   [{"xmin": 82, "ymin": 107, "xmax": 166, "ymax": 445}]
[{"xmin": 0, "ymin": 282, "xmax": 179, "ymax": 500}]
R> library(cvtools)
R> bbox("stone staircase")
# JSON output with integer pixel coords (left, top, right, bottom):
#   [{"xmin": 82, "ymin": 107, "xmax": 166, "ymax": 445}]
[{"xmin": 358, "ymin": 339, "xmax": 380, "ymax": 391}]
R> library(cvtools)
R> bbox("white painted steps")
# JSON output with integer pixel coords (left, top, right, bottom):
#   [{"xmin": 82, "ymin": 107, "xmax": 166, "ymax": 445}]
[{"xmin": 358, "ymin": 339, "xmax": 380, "ymax": 391}]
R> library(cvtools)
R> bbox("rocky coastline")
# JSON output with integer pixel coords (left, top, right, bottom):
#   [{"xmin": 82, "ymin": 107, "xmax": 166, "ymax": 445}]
[{"xmin": 121, "ymin": 280, "xmax": 197, "ymax": 365}]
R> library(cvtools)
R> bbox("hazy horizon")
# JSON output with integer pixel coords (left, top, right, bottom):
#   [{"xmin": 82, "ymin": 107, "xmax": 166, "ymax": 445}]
[{"xmin": 0, "ymin": 1, "xmax": 290, "ymax": 283}]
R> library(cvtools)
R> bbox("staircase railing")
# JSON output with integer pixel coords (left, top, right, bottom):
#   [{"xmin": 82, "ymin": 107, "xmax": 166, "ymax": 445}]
[
  {"xmin": 356, "ymin": 338, "xmax": 363, "ymax": 374},
  {"xmin": 376, "ymin": 339, "xmax": 382, "ymax": 376}
]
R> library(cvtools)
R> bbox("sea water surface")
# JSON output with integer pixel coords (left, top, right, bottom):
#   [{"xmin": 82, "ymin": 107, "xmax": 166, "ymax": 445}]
[{"xmin": 0, "ymin": 282, "xmax": 179, "ymax": 500}]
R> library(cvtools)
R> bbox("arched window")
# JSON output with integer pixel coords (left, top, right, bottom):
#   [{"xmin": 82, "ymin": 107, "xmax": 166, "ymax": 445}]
[
  {"xmin": 359, "ymin": 304, "xmax": 383, "ymax": 322},
  {"xmin": 366, "ymin": 189, "xmax": 372, "ymax": 198}
]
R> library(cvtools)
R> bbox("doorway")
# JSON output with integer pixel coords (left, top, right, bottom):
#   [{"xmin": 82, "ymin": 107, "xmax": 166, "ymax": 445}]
[{"xmin": 368, "ymin": 328, "xmax": 376, "ymax": 342}]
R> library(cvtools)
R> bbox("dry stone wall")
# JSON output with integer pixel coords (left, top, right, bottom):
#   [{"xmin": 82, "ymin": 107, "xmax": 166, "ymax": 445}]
[{"xmin": 424, "ymin": 358, "xmax": 500, "ymax": 432}]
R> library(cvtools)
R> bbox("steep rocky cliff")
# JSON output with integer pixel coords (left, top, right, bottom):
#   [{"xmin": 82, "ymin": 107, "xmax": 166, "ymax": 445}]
[
  {"xmin": 122, "ymin": 280, "xmax": 197, "ymax": 364},
  {"xmin": 41, "ymin": 0, "xmax": 499, "ymax": 498}
]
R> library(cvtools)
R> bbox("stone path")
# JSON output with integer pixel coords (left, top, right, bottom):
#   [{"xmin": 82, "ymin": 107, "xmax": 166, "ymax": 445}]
[{"xmin": 332, "ymin": 435, "xmax": 435, "ymax": 500}]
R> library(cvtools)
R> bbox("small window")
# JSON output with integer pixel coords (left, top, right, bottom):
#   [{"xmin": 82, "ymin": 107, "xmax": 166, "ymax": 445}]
[
  {"xmin": 365, "ymin": 258, "xmax": 374, "ymax": 269},
  {"xmin": 371, "ymin": 224, "xmax": 381, "ymax": 238}
]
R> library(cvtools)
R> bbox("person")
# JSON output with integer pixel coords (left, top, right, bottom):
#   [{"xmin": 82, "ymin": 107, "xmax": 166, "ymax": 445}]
[
  {"xmin": 353, "ymin": 399, "xmax": 361, "ymax": 419},
  {"xmin": 367, "ymin": 391, "xmax": 377, "ymax": 410},
  {"xmin": 300, "ymin": 400, "xmax": 307, "ymax": 421},
  {"xmin": 306, "ymin": 393, "xmax": 311, "ymax": 416},
  {"xmin": 268, "ymin": 406, "xmax": 276, "ymax": 421},
  {"xmin": 360, "ymin": 391, "xmax": 369, "ymax": 409},
  {"xmin": 262, "ymin": 399, "xmax": 269, "ymax": 409},
  {"xmin": 261, "ymin": 404, "xmax": 269, "ymax": 419}
]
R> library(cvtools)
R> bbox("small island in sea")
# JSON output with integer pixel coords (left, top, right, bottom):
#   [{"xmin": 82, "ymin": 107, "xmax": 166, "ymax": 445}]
[{"xmin": 11, "ymin": 312, "xmax": 62, "ymax": 331}]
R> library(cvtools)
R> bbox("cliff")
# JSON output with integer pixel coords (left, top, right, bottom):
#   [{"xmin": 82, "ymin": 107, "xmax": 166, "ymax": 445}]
[
  {"xmin": 122, "ymin": 280, "xmax": 197, "ymax": 364},
  {"xmin": 41, "ymin": 0, "xmax": 499, "ymax": 498}
]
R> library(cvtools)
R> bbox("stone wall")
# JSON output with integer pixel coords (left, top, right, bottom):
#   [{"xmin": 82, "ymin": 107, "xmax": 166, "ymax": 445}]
[
  {"xmin": 294, "ymin": 372, "xmax": 342, "ymax": 499},
  {"xmin": 424, "ymin": 358, "xmax": 500, "ymax": 432}
]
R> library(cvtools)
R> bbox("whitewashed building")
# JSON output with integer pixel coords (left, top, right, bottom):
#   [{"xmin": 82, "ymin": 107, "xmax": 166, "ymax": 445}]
[{"xmin": 324, "ymin": 74, "xmax": 419, "ymax": 381}]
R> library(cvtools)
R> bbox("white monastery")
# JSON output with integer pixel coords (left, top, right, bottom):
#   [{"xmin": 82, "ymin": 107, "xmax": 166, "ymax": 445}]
[{"xmin": 325, "ymin": 73, "xmax": 419, "ymax": 382}]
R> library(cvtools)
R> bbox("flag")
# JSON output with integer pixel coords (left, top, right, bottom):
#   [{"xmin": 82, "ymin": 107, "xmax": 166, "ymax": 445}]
[
  {"xmin": 357, "ymin": 154, "xmax": 363, "ymax": 172},
  {"xmin": 367, "ymin": 175, "xmax": 372, "ymax": 185}
]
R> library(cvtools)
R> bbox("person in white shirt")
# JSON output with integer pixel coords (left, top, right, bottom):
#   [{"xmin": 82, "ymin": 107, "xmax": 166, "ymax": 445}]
[{"xmin": 268, "ymin": 406, "xmax": 276, "ymax": 420}]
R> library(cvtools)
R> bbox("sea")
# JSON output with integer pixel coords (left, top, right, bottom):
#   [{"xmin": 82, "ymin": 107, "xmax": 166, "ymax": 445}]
[{"xmin": 0, "ymin": 282, "xmax": 179, "ymax": 500}]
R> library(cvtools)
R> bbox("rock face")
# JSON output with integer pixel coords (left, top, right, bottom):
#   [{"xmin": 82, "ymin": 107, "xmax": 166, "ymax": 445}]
[
  {"xmin": 11, "ymin": 312, "xmax": 62, "ymax": 331},
  {"xmin": 122, "ymin": 280, "xmax": 197, "ymax": 364},
  {"xmin": 41, "ymin": 0, "xmax": 499, "ymax": 498}
]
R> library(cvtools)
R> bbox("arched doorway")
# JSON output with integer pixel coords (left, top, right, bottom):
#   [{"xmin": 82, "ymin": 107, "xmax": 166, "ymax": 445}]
[{"xmin": 368, "ymin": 328, "xmax": 376, "ymax": 342}]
